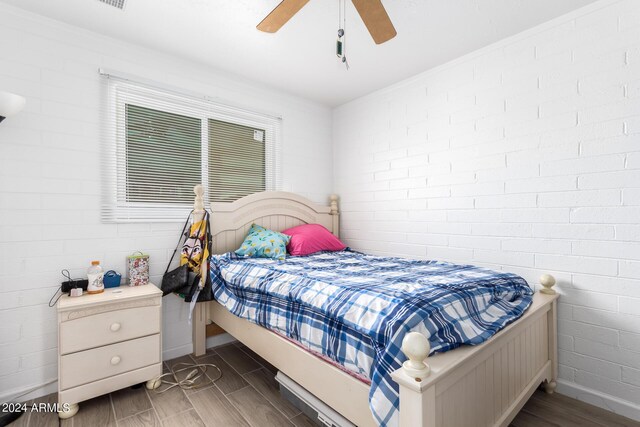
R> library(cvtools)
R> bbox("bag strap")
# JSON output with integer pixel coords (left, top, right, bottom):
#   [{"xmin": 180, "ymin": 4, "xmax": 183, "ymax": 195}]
[
  {"xmin": 205, "ymin": 210, "xmax": 212, "ymax": 266},
  {"xmin": 197, "ymin": 211, "xmax": 212, "ymax": 280},
  {"xmin": 164, "ymin": 212, "xmax": 193, "ymax": 275},
  {"xmin": 197, "ymin": 210, "xmax": 211, "ymax": 275}
]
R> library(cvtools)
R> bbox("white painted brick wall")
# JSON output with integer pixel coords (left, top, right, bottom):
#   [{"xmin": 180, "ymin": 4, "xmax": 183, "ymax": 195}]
[
  {"xmin": 0, "ymin": 4, "xmax": 332, "ymax": 400},
  {"xmin": 334, "ymin": 0, "xmax": 640, "ymax": 417}
]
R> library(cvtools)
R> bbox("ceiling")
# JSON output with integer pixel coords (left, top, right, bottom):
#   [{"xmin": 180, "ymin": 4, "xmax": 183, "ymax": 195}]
[{"xmin": 1, "ymin": 0, "xmax": 599, "ymax": 106}]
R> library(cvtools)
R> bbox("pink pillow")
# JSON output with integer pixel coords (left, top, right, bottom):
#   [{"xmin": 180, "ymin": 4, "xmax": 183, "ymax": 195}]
[{"xmin": 282, "ymin": 224, "xmax": 346, "ymax": 256}]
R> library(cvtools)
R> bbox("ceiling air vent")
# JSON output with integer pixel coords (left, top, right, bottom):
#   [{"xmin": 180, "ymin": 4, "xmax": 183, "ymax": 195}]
[{"xmin": 98, "ymin": 0, "xmax": 126, "ymax": 10}]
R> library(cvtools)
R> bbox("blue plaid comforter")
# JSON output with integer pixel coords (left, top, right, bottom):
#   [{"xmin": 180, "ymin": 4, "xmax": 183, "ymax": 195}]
[{"xmin": 210, "ymin": 250, "xmax": 533, "ymax": 427}]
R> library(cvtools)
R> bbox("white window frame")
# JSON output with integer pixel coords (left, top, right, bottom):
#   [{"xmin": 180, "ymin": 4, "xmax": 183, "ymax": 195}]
[{"xmin": 102, "ymin": 78, "xmax": 280, "ymax": 223}]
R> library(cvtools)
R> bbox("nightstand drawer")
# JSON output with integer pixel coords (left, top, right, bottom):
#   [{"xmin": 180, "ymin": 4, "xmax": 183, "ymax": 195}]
[
  {"xmin": 60, "ymin": 334, "xmax": 160, "ymax": 390},
  {"xmin": 60, "ymin": 306, "xmax": 160, "ymax": 354}
]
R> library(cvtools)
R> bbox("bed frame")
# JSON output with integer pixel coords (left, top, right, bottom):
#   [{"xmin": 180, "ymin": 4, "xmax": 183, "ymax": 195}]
[{"xmin": 191, "ymin": 188, "xmax": 559, "ymax": 427}]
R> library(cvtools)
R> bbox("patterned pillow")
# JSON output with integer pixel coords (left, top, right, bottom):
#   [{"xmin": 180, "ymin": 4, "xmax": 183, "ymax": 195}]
[{"xmin": 235, "ymin": 224, "xmax": 290, "ymax": 260}]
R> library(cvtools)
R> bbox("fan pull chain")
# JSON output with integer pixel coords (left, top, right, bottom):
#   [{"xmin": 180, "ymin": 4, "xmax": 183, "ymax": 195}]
[{"xmin": 336, "ymin": 0, "xmax": 349, "ymax": 70}]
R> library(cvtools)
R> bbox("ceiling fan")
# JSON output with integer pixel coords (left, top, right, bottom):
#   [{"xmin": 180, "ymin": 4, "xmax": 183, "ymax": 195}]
[{"xmin": 257, "ymin": 0, "xmax": 397, "ymax": 45}]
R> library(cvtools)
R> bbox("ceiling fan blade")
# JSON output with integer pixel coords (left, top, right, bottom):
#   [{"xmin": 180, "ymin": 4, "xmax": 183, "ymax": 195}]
[
  {"xmin": 257, "ymin": 0, "xmax": 310, "ymax": 33},
  {"xmin": 351, "ymin": 0, "xmax": 397, "ymax": 44}
]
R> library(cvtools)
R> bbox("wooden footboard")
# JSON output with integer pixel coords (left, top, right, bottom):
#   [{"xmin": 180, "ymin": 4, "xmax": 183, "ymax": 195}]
[{"xmin": 392, "ymin": 288, "xmax": 559, "ymax": 427}]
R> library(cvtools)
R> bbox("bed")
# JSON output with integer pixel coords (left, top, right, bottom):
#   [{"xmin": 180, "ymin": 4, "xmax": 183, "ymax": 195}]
[{"xmin": 191, "ymin": 189, "xmax": 559, "ymax": 427}]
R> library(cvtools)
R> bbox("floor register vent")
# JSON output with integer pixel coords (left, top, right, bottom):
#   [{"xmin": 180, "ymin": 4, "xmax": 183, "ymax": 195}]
[
  {"xmin": 276, "ymin": 372, "xmax": 355, "ymax": 427},
  {"xmin": 98, "ymin": 0, "xmax": 126, "ymax": 10}
]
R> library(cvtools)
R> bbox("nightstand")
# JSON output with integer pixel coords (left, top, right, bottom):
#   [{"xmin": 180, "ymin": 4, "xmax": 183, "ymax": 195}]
[{"xmin": 57, "ymin": 285, "xmax": 163, "ymax": 419}]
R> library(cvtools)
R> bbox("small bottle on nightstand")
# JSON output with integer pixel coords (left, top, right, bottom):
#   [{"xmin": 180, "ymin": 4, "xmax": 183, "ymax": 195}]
[{"xmin": 87, "ymin": 261, "xmax": 104, "ymax": 294}]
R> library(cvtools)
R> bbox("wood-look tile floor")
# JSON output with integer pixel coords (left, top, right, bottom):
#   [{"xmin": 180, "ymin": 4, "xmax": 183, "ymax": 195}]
[{"xmin": 10, "ymin": 342, "xmax": 640, "ymax": 427}]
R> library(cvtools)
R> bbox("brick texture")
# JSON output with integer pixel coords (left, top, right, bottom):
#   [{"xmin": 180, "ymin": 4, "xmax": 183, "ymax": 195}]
[{"xmin": 334, "ymin": 0, "xmax": 640, "ymax": 411}]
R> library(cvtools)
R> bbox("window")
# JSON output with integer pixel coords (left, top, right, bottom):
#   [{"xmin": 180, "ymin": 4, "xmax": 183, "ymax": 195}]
[
  {"xmin": 101, "ymin": 74, "xmax": 281, "ymax": 222},
  {"xmin": 125, "ymin": 104, "xmax": 202, "ymax": 205}
]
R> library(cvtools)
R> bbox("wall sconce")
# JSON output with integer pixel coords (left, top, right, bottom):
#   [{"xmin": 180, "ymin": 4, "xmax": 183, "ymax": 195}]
[{"xmin": 0, "ymin": 91, "xmax": 26, "ymax": 123}]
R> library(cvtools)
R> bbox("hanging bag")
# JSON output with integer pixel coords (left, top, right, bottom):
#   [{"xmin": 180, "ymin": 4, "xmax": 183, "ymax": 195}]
[
  {"xmin": 161, "ymin": 213, "xmax": 195, "ymax": 296},
  {"xmin": 184, "ymin": 211, "xmax": 213, "ymax": 303}
]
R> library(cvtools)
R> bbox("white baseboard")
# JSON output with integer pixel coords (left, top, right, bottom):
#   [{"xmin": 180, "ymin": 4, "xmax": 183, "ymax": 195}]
[
  {"xmin": 557, "ymin": 379, "xmax": 640, "ymax": 422},
  {"xmin": 205, "ymin": 332, "xmax": 236, "ymax": 348},
  {"xmin": 0, "ymin": 380, "xmax": 57, "ymax": 404},
  {"xmin": 162, "ymin": 343, "xmax": 194, "ymax": 361},
  {"xmin": 162, "ymin": 333, "xmax": 237, "ymax": 361}
]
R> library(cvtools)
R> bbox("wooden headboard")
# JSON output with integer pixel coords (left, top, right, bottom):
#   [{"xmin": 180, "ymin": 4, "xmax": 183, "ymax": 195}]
[{"xmin": 209, "ymin": 191, "xmax": 340, "ymax": 254}]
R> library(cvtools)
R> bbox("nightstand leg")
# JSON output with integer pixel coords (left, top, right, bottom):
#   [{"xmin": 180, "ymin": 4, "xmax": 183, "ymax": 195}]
[
  {"xmin": 146, "ymin": 377, "xmax": 162, "ymax": 390},
  {"xmin": 58, "ymin": 402, "xmax": 79, "ymax": 419}
]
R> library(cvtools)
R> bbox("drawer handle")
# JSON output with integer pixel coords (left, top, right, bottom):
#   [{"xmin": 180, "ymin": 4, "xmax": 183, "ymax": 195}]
[
  {"xmin": 110, "ymin": 323, "xmax": 121, "ymax": 332},
  {"xmin": 111, "ymin": 356, "xmax": 121, "ymax": 365}
]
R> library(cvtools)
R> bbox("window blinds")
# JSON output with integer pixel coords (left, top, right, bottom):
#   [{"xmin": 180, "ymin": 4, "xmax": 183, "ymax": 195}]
[
  {"xmin": 208, "ymin": 119, "xmax": 266, "ymax": 203},
  {"xmin": 100, "ymin": 72, "xmax": 282, "ymax": 222}
]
